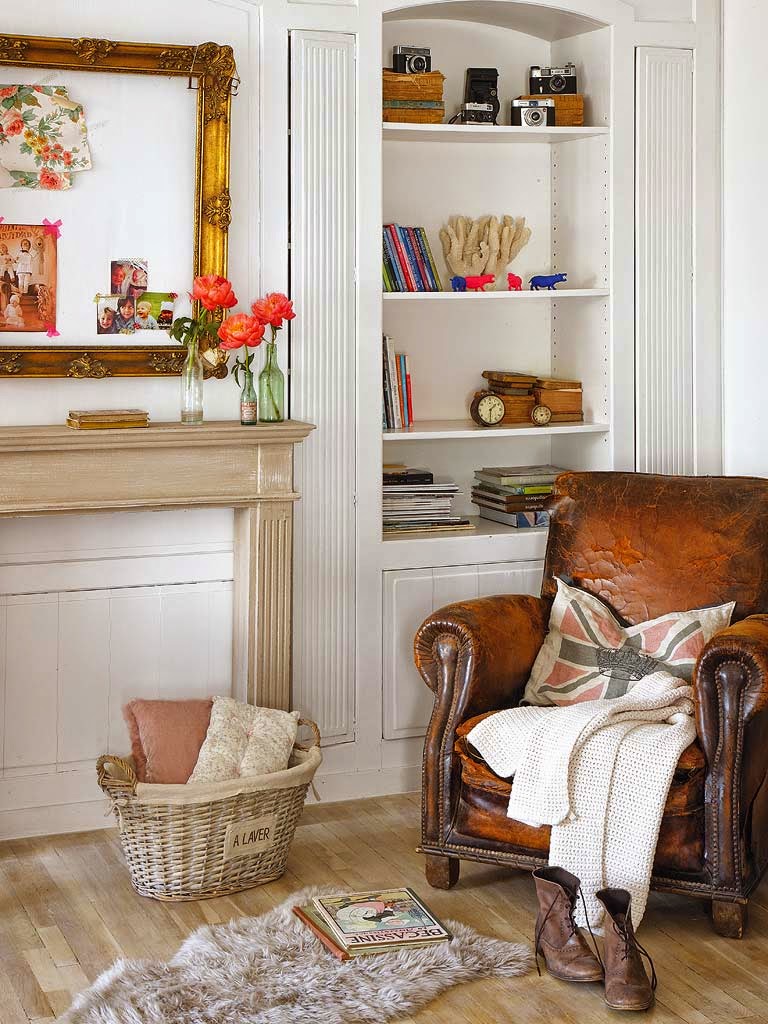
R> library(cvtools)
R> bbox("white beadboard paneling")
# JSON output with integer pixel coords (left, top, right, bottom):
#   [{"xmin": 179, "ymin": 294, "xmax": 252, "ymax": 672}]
[
  {"xmin": 106, "ymin": 588, "xmax": 162, "ymax": 752},
  {"xmin": 383, "ymin": 561, "xmax": 544, "ymax": 741},
  {"xmin": 636, "ymin": 47, "xmax": 694, "ymax": 474},
  {"xmin": 57, "ymin": 592, "xmax": 110, "ymax": 766},
  {"xmin": 290, "ymin": 31, "xmax": 357, "ymax": 744},
  {"xmin": 0, "ymin": 597, "xmax": 5, "ymax": 771},
  {"xmin": 4, "ymin": 595, "xmax": 58, "ymax": 770}
]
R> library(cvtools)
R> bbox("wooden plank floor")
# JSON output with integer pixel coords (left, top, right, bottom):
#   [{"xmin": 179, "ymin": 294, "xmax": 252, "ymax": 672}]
[{"xmin": 2, "ymin": 792, "xmax": 768, "ymax": 1023}]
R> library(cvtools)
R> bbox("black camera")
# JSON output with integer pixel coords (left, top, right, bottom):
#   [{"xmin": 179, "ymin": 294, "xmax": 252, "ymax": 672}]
[
  {"xmin": 511, "ymin": 98, "xmax": 555, "ymax": 127},
  {"xmin": 464, "ymin": 68, "xmax": 500, "ymax": 124},
  {"xmin": 529, "ymin": 63, "xmax": 577, "ymax": 95},
  {"xmin": 392, "ymin": 45, "xmax": 432, "ymax": 74}
]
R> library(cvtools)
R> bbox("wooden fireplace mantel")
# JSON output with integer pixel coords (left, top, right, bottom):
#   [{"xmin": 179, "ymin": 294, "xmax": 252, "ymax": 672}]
[{"xmin": 0, "ymin": 419, "xmax": 315, "ymax": 710}]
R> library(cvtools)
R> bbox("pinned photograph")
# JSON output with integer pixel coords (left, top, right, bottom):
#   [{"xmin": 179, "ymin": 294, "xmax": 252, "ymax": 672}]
[
  {"xmin": 96, "ymin": 295, "xmax": 121, "ymax": 335},
  {"xmin": 114, "ymin": 294, "xmax": 137, "ymax": 334},
  {"xmin": 134, "ymin": 291, "xmax": 176, "ymax": 331},
  {"xmin": 0, "ymin": 222, "xmax": 57, "ymax": 332},
  {"xmin": 110, "ymin": 258, "xmax": 148, "ymax": 298}
]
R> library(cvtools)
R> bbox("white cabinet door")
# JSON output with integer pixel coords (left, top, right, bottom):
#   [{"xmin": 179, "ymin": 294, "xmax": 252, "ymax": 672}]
[{"xmin": 383, "ymin": 561, "xmax": 544, "ymax": 740}]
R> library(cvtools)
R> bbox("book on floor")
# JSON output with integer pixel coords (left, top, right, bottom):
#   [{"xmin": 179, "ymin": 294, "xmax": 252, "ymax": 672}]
[{"xmin": 303, "ymin": 888, "xmax": 451, "ymax": 956}]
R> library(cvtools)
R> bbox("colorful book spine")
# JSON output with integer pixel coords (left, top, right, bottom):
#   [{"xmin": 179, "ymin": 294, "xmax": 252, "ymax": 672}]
[
  {"xmin": 383, "ymin": 228, "xmax": 406, "ymax": 292},
  {"xmin": 417, "ymin": 227, "xmax": 444, "ymax": 292},
  {"xmin": 385, "ymin": 336, "xmax": 402, "ymax": 429},
  {"xmin": 382, "ymin": 337, "xmax": 395, "ymax": 428},
  {"xmin": 405, "ymin": 354, "xmax": 414, "ymax": 422},
  {"xmin": 413, "ymin": 229, "xmax": 437, "ymax": 291},
  {"xmin": 396, "ymin": 226, "xmax": 424, "ymax": 291},
  {"xmin": 382, "ymin": 260, "xmax": 393, "ymax": 292},
  {"xmin": 406, "ymin": 227, "xmax": 431, "ymax": 291},
  {"xmin": 399, "ymin": 353, "xmax": 410, "ymax": 427},
  {"xmin": 386, "ymin": 225, "xmax": 416, "ymax": 291}
]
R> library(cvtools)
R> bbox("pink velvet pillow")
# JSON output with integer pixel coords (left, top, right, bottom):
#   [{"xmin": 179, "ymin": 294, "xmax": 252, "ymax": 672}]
[{"xmin": 123, "ymin": 699, "xmax": 213, "ymax": 784}]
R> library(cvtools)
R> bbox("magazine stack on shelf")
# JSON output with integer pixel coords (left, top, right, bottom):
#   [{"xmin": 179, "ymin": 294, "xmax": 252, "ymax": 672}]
[
  {"xmin": 383, "ymin": 224, "xmax": 443, "ymax": 293},
  {"xmin": 293, "ymin": 888, "xmax": 451, "ymax": 961},
  {"xmin": 383, "ymin": 464, "xmax": 472, "ymax": 534},
  {"xmin": 471, "ymin": 464, "xmax": 564, "ymax": 527}
]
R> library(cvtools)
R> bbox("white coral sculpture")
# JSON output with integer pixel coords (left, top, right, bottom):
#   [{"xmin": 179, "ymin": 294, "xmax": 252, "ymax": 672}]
[{"xmin": 439, "ymin": 215, "xmax": 532, "ymax": 281}]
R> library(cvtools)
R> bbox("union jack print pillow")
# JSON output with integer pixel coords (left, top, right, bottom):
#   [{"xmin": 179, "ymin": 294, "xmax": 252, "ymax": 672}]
[{"xmin": 523, "ymin": 578, "xmax": 734, "ymax": 707}]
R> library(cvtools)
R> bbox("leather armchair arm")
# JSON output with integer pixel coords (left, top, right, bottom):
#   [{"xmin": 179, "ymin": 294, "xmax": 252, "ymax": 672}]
[
  {"xmin": 694, "ymin": 614, "xmax": 768, "ymax": 893},
  {"xmin": 415, "ymin": 594, "xmax": 549, "ymax": 848}
]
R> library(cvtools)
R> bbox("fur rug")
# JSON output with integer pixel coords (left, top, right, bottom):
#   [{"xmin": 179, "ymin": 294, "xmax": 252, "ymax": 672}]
[{"xmin": 59, "ymin": 887, "xmax": 531, "ymax": 1023}]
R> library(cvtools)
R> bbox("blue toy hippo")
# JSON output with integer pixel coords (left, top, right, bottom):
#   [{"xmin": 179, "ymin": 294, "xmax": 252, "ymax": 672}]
[
  {"xmin": 529, "ymin": 273, "xmax": 568, "ymax": 291},
  {"xmin": 450, "ymin": 276, "xmax": 467, "ymax": 292}
]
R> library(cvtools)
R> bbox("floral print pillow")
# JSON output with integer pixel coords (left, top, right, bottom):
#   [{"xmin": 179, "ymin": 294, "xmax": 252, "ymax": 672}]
[
  {"xmin": 188, "ymin": 697, "xmax": 300, "ymax": 783},
  {"xmin": 0, "ymin": 84, "xmax": 92, "ymax": 190}
]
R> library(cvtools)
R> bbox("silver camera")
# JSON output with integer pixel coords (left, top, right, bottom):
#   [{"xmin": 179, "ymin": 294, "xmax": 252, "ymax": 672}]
[
  {"xmin": 392, "ymin": 45, "xmax": 432, "ymax": 75},
  {"xmin": 511, "ymin": 98, "xmax": 555, "ymax": 127}
]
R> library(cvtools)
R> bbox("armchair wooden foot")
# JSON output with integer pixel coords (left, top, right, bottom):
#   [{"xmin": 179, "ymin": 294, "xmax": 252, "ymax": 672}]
[
  {"xmin": 711, "ymin": 899, "xmax": 748, "ymax": 939},
  {"xmin": 425, "ymin": 854, "xmax": 460, "ymax": 890}
]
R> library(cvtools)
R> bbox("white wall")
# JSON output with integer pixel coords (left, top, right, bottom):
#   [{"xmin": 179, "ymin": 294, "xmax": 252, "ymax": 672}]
[{"xmin": 722, "ymin": 0, "xmax": 768, "ymax": 475}]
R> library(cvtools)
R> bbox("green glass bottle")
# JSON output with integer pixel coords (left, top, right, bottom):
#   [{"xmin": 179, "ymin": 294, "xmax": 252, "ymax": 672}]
[
  {"xmin": 239, "ymin": 364, "xmax": 258, "ymax": 425},
  {"xmin": 258, "ymin": 340, "xmax": 284, "ymax": 422}
]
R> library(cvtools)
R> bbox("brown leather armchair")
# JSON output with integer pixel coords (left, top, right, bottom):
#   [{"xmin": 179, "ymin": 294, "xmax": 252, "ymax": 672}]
[{"xmin": 414, "ymin": 472, "xmax": 768, "ymax": 938}]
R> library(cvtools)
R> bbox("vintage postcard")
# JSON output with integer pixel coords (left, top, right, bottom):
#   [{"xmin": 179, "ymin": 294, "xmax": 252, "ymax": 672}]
[
  {"xmin": 0, "ymin": 222, "xmax": 57, "ymax": 332},
  {"xmin": 135, "ymin": 291, "xmax": 175, "ymax": 331},
  {"xmin": 312, "ymin": 888, "xmax": 451, "ymax": 949},
  {"xmin": 110, "ymin": 258, "xmax": 148, "ymax": 298}
]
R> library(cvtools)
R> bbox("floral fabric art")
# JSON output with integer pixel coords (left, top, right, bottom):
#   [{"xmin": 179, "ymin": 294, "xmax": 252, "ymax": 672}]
[
  {"xmin": 522, "ymin": 577, "xmax": 734, "ymax": 707},
  {"xmin": 0, "ymin": 85, "xmax": 92, "ymax": 190}
]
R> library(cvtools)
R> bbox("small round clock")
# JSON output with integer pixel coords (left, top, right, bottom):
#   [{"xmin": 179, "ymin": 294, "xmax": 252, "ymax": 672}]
[
  {"xmin": 531, "ymin": 404, "xmax": 553, "ymax": 426},
  {"xmin": 470, "ymin": 391, "xmax": 505, "ymax": 427}
]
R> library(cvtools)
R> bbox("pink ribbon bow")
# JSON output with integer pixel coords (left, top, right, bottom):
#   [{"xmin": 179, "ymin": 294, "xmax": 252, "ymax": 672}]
[
  {"xmin": 42, "ymin": 218, "xmax": 62, "ymax": 239},
  {"xmin": 44, "ymin": 322, "xmax": 60, "ymax": 338}
]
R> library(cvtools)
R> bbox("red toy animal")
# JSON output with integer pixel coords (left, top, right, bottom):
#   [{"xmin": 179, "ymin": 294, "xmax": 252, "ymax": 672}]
[
  {"xmin": 507, "ymin": 272, "xmax": 523, "ymax": 291},
  {"xmin": 464, "ymin": 274, "xmax": 495, "ymax": 292}
]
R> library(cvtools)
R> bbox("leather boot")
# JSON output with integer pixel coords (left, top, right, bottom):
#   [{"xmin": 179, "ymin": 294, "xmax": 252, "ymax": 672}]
[
  {"xmin": 533, "ymin": 867, "xmax": 604, "ymax": 983},
  {"xmin": 596, "ymin": 888, "xmax": 657, "ymax": 1011}
]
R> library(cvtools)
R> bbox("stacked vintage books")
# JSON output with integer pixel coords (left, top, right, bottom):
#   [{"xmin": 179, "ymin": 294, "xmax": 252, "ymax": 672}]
[
  {"xmin": 533, "ymin": 377, "xmax": 584, "ymax": 422},
  {"xmin": 66, "ymin": 409, "xmax": 149, "ymax": 429},
  {"xmin": 383, "ymin": 69, "xmax": 446, "ymax": 124},
  {"xmin": 471, "ymin": 463, "xmax": 564, "ymax": 527},
  {"xmin": 481, "ymin": 371, "xmax": 584, "ymax": 424},
  {"xmin": 293, "ymin": 888, "xmax": 451, "ymax": 961},
  {"xmin": 383, "ymin": 465, "xmax": 472, "ymax": 534}
]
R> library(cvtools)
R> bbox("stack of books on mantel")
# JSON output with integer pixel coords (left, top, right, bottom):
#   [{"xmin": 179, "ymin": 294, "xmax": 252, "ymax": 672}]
[
  {"xmin": 66, "ymin": 409, "xmax": 149, "ymax": 429},
  {"xmin": 383, "ymin": 465, "xmax": 473, "ymax": 534},
  {"xmin": 471, "ymin": 464, "xmax": 565, "ymax": 528},
  {"xmin": 293, "ymin": 887, "xmax": 451, "ymax": 961}
]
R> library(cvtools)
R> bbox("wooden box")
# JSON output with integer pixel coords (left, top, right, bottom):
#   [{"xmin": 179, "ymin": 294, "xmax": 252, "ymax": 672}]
[
  {"xmin": 383, "ymin": 106, "xmax": 445, "ymax": 124},
  {"xmin": 383, "ymin": 69, "xmax": 445, "ymax": 102},
  {"xmin": 519, "ymin": 93, "xmax": 585, "ymax": 127}
]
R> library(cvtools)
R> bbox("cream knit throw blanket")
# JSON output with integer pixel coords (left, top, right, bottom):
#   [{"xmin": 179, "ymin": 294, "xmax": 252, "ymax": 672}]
[{"xmin": 466, "ymin": 673, "xmax": 696, "ymax": 930}]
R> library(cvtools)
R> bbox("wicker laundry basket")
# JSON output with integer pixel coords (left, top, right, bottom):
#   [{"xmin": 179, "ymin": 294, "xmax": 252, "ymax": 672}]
[{"xmin": 97, "ymin": 719, "xmax": 321, "ymax": 901}]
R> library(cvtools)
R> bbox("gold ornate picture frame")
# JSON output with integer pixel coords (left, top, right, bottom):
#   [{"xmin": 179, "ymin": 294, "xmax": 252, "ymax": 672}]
[{"xmin": 0, "ymin": 33, "xmax": 236, "ymax": 379}]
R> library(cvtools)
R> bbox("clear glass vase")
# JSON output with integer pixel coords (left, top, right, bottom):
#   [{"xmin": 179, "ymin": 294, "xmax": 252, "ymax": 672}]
[
  {"xmin": 180, "ymin": 338, "xmax": 204, "ymax": 425},
  {"xmin": 239, "ymin": 364, "xmax": 258, "ymax": 425},
  {"xmin": 258, "ymin": 340, "xmax": 284, "ymax": 422}
]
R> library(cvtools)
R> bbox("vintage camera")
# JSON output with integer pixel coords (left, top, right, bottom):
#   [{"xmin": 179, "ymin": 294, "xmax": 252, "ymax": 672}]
[
  {"xmin": 464, "ymin": 68, "xmax": 500, "ymax": 124},
  {"xmin": 459, "ymin": 102, "xmax": 496, "ymax": 124},
  {"xmin": 392, "ymin": 45, "xmax": 432, "ymax": 74},
  {"xmin": 511, "ymin": 98, "xmax": 556, "ymax": 127},
  {"xmin": 529, "ymin": 62, "xmax": 577, "ymax": 95}
]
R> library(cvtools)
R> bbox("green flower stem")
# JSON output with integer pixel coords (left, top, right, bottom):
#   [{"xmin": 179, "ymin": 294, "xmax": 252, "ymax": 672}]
[{"xmin": 263, "ymin": 327, "xmax": 280, "ymax": 419}]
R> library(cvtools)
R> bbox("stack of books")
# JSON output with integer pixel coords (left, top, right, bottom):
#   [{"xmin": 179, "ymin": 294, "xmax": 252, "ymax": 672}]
[
  {"xmin": 383, "ymin": 466, "xmax": 472, "ymax": 534},
  {"xmin": 532, "ymin": 377, "xmax": 584, "ymax": 422},
  {"xmin": 66, "ymin": 409, "xmax": 149, "ymax": 429},
  {"xmin": 382, "ymin": 335, "xmax": 414, "ymax": 428},
  {"xmin": 382, "ymin": 69, "xmax": 446, "ymax": 124},
  {"xmin": 293, "ymin": 887, "xmax": 451, "ymax": 961},
  {"xmin": 383, "ymin": 224, "xmax": 443, "ymax": 293},
  {"xmin": 471, "ymin": 464, "xmax": 564, "ymax": 527}
]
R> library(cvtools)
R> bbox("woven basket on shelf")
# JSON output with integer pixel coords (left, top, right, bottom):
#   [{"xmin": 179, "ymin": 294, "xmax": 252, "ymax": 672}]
[{"xmin": 97, "ymin": 719, "xmax": 321, "ymax": 902}]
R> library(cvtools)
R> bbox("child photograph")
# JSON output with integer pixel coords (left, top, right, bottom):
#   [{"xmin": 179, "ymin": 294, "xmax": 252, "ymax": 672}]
[
  {"xmin": 134, "ymin": 291, "xmax": 175, "ymax": 331},
  {"xmin": 0, "ymin": 223, "xmax": 57, "ymax": 332},
  {"xmin": 96, "ymin": 295, "xmax": 121, "ymax": 335},
  {"xmin": 110, "ymin": 258, "xmax": 147, "ymax": 298},
  {"xmin": 114, "ymin": 295, "xmax": 137, "ymax": 334}
]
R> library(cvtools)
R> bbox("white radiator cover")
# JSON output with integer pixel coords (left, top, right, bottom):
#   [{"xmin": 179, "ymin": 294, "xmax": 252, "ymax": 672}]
[
  {"xmin": 290, "ymin": 31, "xmax": 357, "ymax": 744},
  {"xmin": 635, "ymin": 47, "xmax": 695, "ymax": 474}
]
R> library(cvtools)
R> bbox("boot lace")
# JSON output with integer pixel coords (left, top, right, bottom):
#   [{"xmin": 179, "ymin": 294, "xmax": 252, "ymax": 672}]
[
  {"xmin": 612, "ymin": 921, "xmax": 658, "ymax": 991},
  {"xmin": 534, "ymin": 885, "xmax": 604, "ymax": 977}
]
